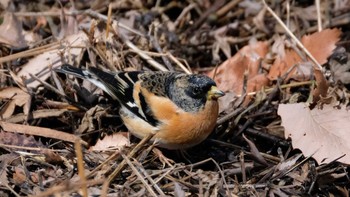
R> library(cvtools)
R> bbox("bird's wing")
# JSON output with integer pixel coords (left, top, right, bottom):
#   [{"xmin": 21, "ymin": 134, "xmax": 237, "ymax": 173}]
[{"xmin": 57, "ymin": 64, "xmax": 163, "ymax": 126}]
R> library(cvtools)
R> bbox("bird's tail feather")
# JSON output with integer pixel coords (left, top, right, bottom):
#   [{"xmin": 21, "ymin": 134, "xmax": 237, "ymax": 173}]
[
  {"xmin": 56, "ymin": 64, "xmax": 119, "ymax": 99},
  {"xmin": 56, "ymin": 64, "xmax": 87, "ymax": 78}
]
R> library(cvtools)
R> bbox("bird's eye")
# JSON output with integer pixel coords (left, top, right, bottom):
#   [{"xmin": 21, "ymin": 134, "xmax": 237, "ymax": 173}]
[{"xmin": 193, "ymin": 87, "xmax": 201, "ymax": 95}]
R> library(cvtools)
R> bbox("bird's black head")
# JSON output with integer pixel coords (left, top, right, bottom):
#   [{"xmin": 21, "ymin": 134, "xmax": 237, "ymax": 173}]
[
  {"xmin": 167, "ymin": 73, "xmax": 224, "ymax": 112},
  {"xmin": 185, "ymin": 75, "xmax": 217, "ymax": 99}
]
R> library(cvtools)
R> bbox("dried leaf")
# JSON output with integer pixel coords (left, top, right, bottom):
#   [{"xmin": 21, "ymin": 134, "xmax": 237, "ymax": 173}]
[
  {"xmin": 207, "ymin": 41, "xmax": 270, "ymax": 109},
  {"xmin": 18, "ymin": 31, "xmax": 88, "ymax": 89},
  {"xmin": 13, "ymin": 167, "xmax": 39, "ymax": 185},
  {"xmin": 212, "ymin": 35, "xmax": 232, "ymax": 61},
  {"xmin": 90, "ymin": 132, "xmax": 130, "ymax": 151},
  {"xmin": 0, "ymin": 12, "xmax": 26, "ymax": 48},
  {"xmin": 0, "ymin": 154, "xmax": 18, "ymax": 186},
  {"xmin": 13, "ymin": 167, "xmax": 26, "ymax": 185},
  {"xmin": 329, "ymin": 57, "xmax": 350, "ymax": 84},
  {"xmin": 0, "ymin": 87, "xmax": 31, "ymax": 119},
  {"xmin": 208, "ymin": 41, "xmax": 269, "ymax": 93},
  {"xmin": 272, "ymin": 153, "xmax": 303, "ymax": 180},
  {"xmin": 278, "ymin": 103, "xmax": 350, "ymax": 164},
  {"xmin": 174, "ymin": 182, "xmax": 186, "ymax": 197},
  {"xmin": 268, "ymin": 28, "xmax": 341, "ymax": 81},
  {"xmin": 0, "ymin": 131, "xmax": 44, "ymax": 148},
  {"xmin": 313, "ymin": 69, "xmax": 328, "ymax": 102}
]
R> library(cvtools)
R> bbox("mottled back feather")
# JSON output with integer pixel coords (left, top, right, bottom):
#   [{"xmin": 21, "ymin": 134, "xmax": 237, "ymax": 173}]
[{"xmin": 57, "ymin": 64, "xmax": 217, "ymax": 127}]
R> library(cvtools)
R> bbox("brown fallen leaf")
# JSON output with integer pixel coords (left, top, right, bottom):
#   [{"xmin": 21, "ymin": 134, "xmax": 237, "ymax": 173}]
[
  {"xmin": 268, "ymin": 28, "xmax": 341, "ymax": 81},
  {"xmin": 0, "ymin": 153, "xmax": 18, "ymax": 187},
  {"xmin": 208, "ymin": 41, "xmax": 269, "ymax": 93},
  {"xmin": 13, "ymin": 167, "xmax": 39, "ymax": 185},
  {"xmin": 278, "ymin": 103, "xmax": 350, "ymax": 164},
  {"xmin": 207, "ymin": 41, "xmax": 270, "ymax": 108},
  {"xmin": 0, "ymin": 87, "xmax": 31, "ymax": 119},
  {"xmin": 0, "ymin": 131, "xmax": 44, "ymax": 148},
  {"xmin": 313, "ymin": 69, "xmax": 328, "ymax": 103}
]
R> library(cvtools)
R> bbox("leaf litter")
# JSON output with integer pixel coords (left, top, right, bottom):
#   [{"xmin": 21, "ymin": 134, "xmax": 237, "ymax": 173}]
[{"xmin": 0, "ymin": 1, "xmax": 349, "ymax": 196}]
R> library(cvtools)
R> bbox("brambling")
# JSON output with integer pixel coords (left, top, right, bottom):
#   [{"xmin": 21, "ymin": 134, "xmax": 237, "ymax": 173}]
[{"xmin": 57, "ymin": 64, "xmax": 225, "ymax": 149}]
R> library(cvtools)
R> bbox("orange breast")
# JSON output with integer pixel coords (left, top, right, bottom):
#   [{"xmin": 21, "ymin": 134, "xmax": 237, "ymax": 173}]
[
  {"xmin": 120, "ymin": 85, "xmax": 219, "ymax": 150},
  {"xmin": 154, "ymin": 100, "xmax": 219, "ymax": 149},
  {"xmin": 141, "ymin": 88, "xmax": 219, "ymax": 149}
]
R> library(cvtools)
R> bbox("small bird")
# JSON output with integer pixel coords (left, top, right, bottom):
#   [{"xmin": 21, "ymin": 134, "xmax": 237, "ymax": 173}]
[{"xmin": 57, "ymin": 64, "xmax": 225, "ymax": 149}]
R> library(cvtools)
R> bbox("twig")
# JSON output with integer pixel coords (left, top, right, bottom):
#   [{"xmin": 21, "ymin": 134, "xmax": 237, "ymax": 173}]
[
  {"xmin": 101, "ymin": 133, "xmax": 155, "ymax": 196},
  {"xmin": 150, "ymin": 23, "xmax": 174, "ymax": 71},
  {"xmin": 166, "ymin": 53, "xmax": 192, "ymax": 74},
  {"xmin": 75, "ymin": 139, "xmax": 88, "ymax": 197},
  {"xmin": 271, "ymin": 152, "xmax": 316, "ymax": 180},
  {"xmin": 236, "ymin": 80, "xmax": 314, "ymax": 97},
  {"xmin": 0, "ymin": 121, "xmax": 88, "ymax": 146},
  {"xmin": 29, "ymin": 74, "xmax": 66, "ymax": 97},
  {"xmin": 216, "ymin": 0, "xmax": 241, "ymax": 18},
  {"xmin": 316, "ymin": 0, "xmax": 322, "ymax": 32},
  {"xmin": 30, "ymin": 73, "xmax": 88, "ymax": 111},
  {"xmin": 86, "ymin": 151, "xmax": 120, "ymax": 179},
  {"xmin": 106, "ymin": 3, "xmax": 113, "ymax": 38},
  {"xmin": 136, "ymin": 161, "xmax": 165, "ymax": 196},
  {"xmin": 0, "ymin": 42, "xmax": 60, "ymax": 63},
  {"xmin": 240, "ymin": 151, "xmax": 247, "ymax": 183},
  {"xmin": 174, "ymin": 3, "xmax": 196, "ymax": 28},
  {"xmin": 216, "ymin": 106, "xmax": 244, "ymax": 125},
  {"xmin": 187, "ymin": 158, "xmax": 232, "ymax": 197},
  {"xmin": 188, "ymin": 0, "xmax": 225, "ymax": 32},
  {"xmin": 31, "ymin": 179, "xmax": 105, "ymax": 197},
  {"xmin": 0, "ymin": 143, "xmax": 69, "ymax": 153},
  {"xmin": 122, "ymin": 155, "xmax": 159, "ymax": 197},
  {"xmin": 118, "ymin": 31, "xmax": 168, "ymax": 71}
]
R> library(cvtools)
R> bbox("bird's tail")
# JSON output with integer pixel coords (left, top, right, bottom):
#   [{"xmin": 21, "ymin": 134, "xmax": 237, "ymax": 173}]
[
  {"xmin": 56, "ymin": 64, "xmax": 120, "ymax": 100},
  {"xmin": 56, "ymin": 64, "xmax": 87, "ymax": 78}
]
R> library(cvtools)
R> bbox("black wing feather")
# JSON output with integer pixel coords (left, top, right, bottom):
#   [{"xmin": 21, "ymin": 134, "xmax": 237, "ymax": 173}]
[{"xmin": 57, "ymin": 64, "xmax": 159, "ymax": 126}]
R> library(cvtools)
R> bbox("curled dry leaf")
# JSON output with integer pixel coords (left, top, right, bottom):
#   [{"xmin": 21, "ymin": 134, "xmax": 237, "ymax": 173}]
[
  {"xmin": 278, "ymin": 103, "xmax": 350, "ymax": 164},
  {"xmin": 90, "ymin": 132, "xmax": 130, "ymax": 151},
  {"xmin": 76, "ymin": 106, "xmax": 107, "ymax": 135},
  {"xmin": 313, "ymin": 69, "xmax": 328, "ymax": 102},
  {"xmin": 0, "ymin": 87, "xmax": 31, "ymax": 119},
  {"xmin": 0, "ymin": 154, "xmax": 18, "ymax": 186}
]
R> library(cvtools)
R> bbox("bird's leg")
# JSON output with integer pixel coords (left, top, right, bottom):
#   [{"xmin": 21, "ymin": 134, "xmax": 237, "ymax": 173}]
[
  {"xmin": 136, "ymin": 137, "xmax": 174, "ymax": 168},
  {"xmin": 144, "ymin": 139, "xmax": 174, "ymax": 168}
]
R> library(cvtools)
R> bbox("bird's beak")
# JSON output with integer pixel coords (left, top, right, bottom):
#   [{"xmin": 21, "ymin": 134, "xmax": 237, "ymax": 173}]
[{"xmin": 208, "ymin": 86, "xmax": 225, "ymax": 99}]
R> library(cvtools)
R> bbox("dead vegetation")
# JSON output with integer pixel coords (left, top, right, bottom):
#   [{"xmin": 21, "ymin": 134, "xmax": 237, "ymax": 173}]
[{"xmin": 0, "ymin": 0, "xmax": 350, "ymax": 196}]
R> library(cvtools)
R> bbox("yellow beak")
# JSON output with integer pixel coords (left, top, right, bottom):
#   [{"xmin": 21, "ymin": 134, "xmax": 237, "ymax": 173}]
[{"xmin": 208, "ymin": 86, "xmax": 225, "ymax": 99}]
